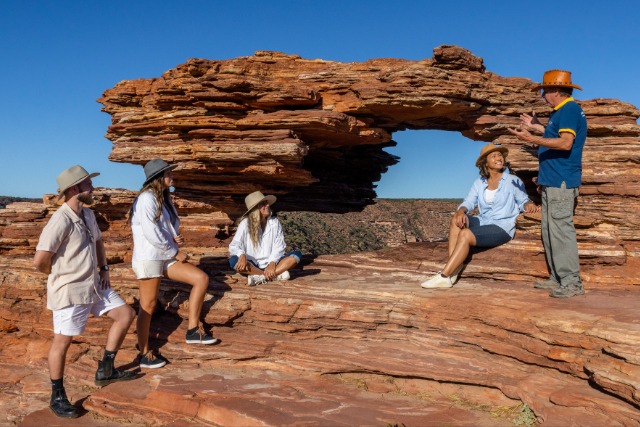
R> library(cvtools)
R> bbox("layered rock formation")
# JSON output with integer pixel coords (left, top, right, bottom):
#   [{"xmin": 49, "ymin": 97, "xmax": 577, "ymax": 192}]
[
  {"xmin": 95, "ymin": 44, "xmax": 640, "ymax": 285},
  {"xmin": 1, "ymin": 45, "xmax": 640, "ymax": 425},
  {"xmin": 2, "ymin": 246, "xmax": 640, "ymax": 425}
]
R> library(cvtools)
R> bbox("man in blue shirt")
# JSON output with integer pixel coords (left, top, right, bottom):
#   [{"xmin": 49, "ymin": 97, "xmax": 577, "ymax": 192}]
[{"xmin": 509, "ymin": 70, "xmax": 587, "ymax": 298}]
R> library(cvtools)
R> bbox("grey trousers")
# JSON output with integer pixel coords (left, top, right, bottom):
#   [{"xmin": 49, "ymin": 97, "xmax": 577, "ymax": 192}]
[{"xmin": 541, "ymin": 184, "xmax": 581, "ymax": 286}]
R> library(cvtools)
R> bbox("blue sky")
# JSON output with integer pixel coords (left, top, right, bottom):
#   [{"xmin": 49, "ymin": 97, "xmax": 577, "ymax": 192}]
[{"xmin": 2, "ymin": 1, "xmax": 639, "ymax": 199}]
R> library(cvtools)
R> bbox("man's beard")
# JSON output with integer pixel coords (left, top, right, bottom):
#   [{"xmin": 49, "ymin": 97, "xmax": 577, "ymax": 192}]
[{"xmin": 77, "ymin": 192, "xmax": 94, "ymax": 205}]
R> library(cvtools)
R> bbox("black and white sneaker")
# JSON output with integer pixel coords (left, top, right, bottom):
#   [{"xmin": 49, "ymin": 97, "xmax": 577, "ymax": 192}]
[
  {"xmin": 185, "ymin": 326, "xmax": 219, "ymax": 345},
  {"xmin": 139, "ymin": 351, "xmax": 167, "ymax": 369}
]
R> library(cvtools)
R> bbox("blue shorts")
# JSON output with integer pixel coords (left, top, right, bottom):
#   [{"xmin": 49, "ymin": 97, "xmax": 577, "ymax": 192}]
[
  {"xmin": 467, "ymin": 216, "xmax": 511, "ymax": 248},
  {"xmin": 229, "ymin": 250, "xmax": 302, "ymax": 270}
]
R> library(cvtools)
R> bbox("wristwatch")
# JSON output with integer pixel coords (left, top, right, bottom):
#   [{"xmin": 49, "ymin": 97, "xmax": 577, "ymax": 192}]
[{"xmin": 99, "ymin": 265, "xmax": 109, "ymax": 272}]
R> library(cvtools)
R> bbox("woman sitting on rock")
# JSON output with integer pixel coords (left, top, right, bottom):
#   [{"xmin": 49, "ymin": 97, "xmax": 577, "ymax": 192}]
[
  {"xmin": 229, "ymin": 191, "xmax": 302, "ymax": 286},
  {"xmin": 421, "ymin": 143, "xmax": 539, "ymax": 289},
  {"xmin": 130, "ymin": 159, "xmax": 217, "ymax": 370}
]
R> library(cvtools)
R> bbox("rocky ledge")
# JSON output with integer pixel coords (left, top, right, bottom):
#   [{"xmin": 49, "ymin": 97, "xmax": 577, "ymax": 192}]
[
  {"xmin": 1, "ymin": 45, "xmax": 639, "ymax": 425},
  {"xmin": 1, "ymin": 241, "xmax": 639, "ymax": 426}
]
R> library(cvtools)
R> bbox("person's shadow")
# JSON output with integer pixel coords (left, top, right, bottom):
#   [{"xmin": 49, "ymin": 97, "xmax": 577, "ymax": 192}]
[{"xmin": 290, "ymin": 254, "xmax": 321, "ymax": 278}]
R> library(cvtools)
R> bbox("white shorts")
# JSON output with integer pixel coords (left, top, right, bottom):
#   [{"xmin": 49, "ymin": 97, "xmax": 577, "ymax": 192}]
[
  {"xmin": 52, "ymin": 288, "xmax": 126, "ymax": 336},
  {"xmin": 132, "ymin": 259, "xmax": 177, "ymax": 279}
]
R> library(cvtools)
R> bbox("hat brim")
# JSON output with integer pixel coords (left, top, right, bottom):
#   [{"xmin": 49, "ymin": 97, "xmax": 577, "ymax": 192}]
[
  {"xmin": 476, "ymin": 147, "xmax": 508, "ymax": 167},
  {"xmin": 58, "ymin": 172, "xmax": 100, "ymax": 200},
  {"xmin": 143, "ymin": 164, "xmax": 177, "ymax": 186},
  {"xmin": 241, "ymin": 195, "xmax": 277, "ymax": 218},
  {"xmin": 532, "ymin": 83, "xmax": 583, "ymax": 92}
]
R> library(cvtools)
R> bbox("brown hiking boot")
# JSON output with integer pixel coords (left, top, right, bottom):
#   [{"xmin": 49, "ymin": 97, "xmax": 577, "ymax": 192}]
[{"xmin": 550, "ymin": 284, "xmax": 585, "ymax": 299}]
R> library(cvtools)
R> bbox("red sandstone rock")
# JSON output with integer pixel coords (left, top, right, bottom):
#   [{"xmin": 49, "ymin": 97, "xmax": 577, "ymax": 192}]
[
  {"xmin": 2, "ymin": 246, "xmax": 640, "ymax": 425},
  {"xmin": 2, "ymin": 45, "xmax": 640, "ymax": 425}
]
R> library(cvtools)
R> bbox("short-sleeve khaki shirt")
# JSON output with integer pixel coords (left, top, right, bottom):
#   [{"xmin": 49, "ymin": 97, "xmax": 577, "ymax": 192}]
[{"xmin": 36, "ymin": 203, "xmax": 102, "ymax": 310}]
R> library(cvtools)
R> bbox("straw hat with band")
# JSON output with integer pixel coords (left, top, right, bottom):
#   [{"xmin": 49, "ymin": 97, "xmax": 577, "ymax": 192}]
[
  {"xmin": 475, "ymin": 143, "xmax": 508, "ymax": 167},
  {"xmin": 56, "ymin": 165, "xmax": 100, "ymax": 200},
  {"xmin": 242, "ymin": 191, "xmax": 276, "ymax": 218},
  {"xmin": 143, "ymin": 158, "xmax": 176, "ymax": 186},
  {"xmin": 532, "ymin": 70, "xmax": 582, "ymax": 92}
]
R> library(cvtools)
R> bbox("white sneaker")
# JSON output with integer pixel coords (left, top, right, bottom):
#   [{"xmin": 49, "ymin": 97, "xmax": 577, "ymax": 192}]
[
  {"xmin": 420, "ymin": 273, "xmax": 453, "ymax": 289},
  {"xmin": 247, "ymin": 275, "xmax": 267, "ymax": 286},
  {"xmin": 276, "ymin": 271, "xmax": 290, "ymax": 281},
  {"xmin": 450, "ymin": 264, "xmax": 464, "ymax": 285}
]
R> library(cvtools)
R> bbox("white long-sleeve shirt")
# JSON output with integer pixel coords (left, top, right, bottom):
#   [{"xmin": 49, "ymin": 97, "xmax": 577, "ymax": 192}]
[
  {"xmin": 131, "ymin": 191, "xmax": 180, "ymax": 261},
  {"xmin": 229, "ymin": 216, "xmax": 286, "ymax": 268}
]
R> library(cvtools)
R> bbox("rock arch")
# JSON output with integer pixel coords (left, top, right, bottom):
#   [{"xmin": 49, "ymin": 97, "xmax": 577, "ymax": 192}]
[{"xmin": 99, "ymin": 45, "xmax": 640, "ymax": 284}]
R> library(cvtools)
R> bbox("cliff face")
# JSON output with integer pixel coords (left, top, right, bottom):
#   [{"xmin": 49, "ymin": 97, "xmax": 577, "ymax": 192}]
[
  {"xmin": 1, "ymin": 46, "xmax": 640, "ymax": 425},
  {"xmin": 95, "ymin": 44, "xmax": 640, "ymax": 285}
]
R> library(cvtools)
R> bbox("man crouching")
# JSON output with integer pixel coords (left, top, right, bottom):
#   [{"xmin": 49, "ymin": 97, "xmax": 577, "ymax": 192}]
[{"xmin": 34, "ymin": 165, "xmax": 136, "ymax": 418}]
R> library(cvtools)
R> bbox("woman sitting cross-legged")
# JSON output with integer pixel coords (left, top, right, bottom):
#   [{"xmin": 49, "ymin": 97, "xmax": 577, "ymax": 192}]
[
  {"xmin": 421, "ymin": 143, "xmax": 540, "ymax": 289},
  {"xmin": 229, "ymin": 191, "xmax": 302, "ymax": 286}
]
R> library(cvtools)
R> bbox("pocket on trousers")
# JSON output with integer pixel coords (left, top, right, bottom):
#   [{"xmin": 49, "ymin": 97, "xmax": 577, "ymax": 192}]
[{"xmin": 550, "ymin": 198, "xmax": 574, "ymax": 220}]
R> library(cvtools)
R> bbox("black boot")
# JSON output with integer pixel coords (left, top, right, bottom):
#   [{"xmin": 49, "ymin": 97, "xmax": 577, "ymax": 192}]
[
  {"xmin": 95, "ymin": 357, "xmax": 136, "ymax": 386},
  {"xmin": 49, "ymin": 388, "xmax": 78, "ymax": 418}
]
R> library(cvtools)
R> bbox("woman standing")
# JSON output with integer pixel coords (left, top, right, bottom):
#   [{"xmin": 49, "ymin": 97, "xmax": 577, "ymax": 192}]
[
  {"xmin": 130, "ymin": 159, "xmax": 217, "ymax": 369},
  {"xmin": 229, "ymin": 191, "xmax": 302, "ymax": 286},
  {"xmin": 421, "ymin": 144, "xmax": 539, "ymax": 289}
]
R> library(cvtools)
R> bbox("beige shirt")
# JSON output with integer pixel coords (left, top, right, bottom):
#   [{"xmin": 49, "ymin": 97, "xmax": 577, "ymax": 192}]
[{"xmin": 36, "ymin": 203, "xmax": 102, "ymax": 310}]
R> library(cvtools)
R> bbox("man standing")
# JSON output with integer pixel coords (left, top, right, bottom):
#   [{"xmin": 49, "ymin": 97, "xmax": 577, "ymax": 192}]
[
  {"xmin": 509, "ymin": 70, "xmax": 587, "ymax": 298},
  {"xmin": 34, "ymin": 165, "xmax": 136, "ymax": 418}
]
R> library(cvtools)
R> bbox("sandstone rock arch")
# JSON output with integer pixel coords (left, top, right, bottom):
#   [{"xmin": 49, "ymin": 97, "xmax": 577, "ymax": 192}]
[
  {"xmin": 98, "ymin": 45, "xmax": 640, "ymax": 284},
  {"xmin": 1, "ymin": 46, "xmax": 640, "ymax": 425}
]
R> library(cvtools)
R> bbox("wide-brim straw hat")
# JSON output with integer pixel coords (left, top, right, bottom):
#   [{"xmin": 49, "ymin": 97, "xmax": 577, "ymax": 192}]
[
  {"xmin": 56, "ymin": 165, "xmax": 99, "ymax": 200},
  {"xmin": 476, "ymin": 143, "xmax": 508, "ymax": 167},
  {"xmin": 143, "ymin": 158, "xmax": 177, "ymax": 186},
  {"xmin": 242, "ymin": 191, "xmax": 277, "ymax": 218},
  {"xmin": 532, "ymin": 69, "xmax": 582, "ymax": 92}
]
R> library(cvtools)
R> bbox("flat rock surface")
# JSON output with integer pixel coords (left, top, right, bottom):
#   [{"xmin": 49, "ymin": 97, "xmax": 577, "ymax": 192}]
[{"xmin": 2, "ymin": 243, "xmax": 639, "ymax": 426}]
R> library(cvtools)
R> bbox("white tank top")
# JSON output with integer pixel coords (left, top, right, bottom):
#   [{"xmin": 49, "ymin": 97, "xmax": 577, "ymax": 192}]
[{"xmin": 484, "ymin": 188, "xmax": 497, "ymax": 204}]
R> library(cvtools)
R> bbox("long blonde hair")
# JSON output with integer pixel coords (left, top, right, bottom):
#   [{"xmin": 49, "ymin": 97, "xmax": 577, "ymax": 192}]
[
  {"xmin": 246, "ymin": 208, "xmax": 262, "ymax": 248},
  {"xmin": 129, "ymin": 176, "xmax": 177, "ymax": 224}
]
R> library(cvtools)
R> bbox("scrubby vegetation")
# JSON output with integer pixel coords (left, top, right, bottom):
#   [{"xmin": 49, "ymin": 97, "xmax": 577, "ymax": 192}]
[
  {"xmin": 0, "ymin": 196, "xmax": 40, "ymax": 209},
  {"xmin": 278, "ymin": 198, "xmax": 460, "ymax": 256}
]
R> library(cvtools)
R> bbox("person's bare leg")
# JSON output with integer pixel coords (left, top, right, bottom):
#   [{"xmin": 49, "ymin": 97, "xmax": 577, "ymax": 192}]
[
  {"xmin": 275, "ymin": 256, "xmax": 298, "ymax": 275},
  {"xmin": 448, "ymin": 215, "xmax": 463, "ymax": 257},
  {"xmin": 137, "ymin": 277, "xmax": 161, "ymax": 355},
  {"xmin": 442, "ymin": 229, "xmax": 476, "ymax": 277},
  {"xmin": 166, "ymin": 262, "xmax": 209, "ymax": 330},
  {"xmin": 104, "ymin": 304, "xmax": 135, "ymax": 352},
  {"xmin": 49, "ymin": 334, "xmax": 73, "ymax": 380},
  {"xmin": 235, "ymin": 263, "xmax": 265, "ymax": 276}
]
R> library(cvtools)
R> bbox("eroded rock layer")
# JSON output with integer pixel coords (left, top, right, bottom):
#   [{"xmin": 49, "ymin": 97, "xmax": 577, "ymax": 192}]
[
  {"xmin": 96, "ymin": 45, "xmax": 640, "ymax": 283},
  {"xmin": 2, "ymin": 247, "xmax": 640, "ymax": 426},
  {"xmin": 1, "ymin": 46, "xmax": 640, "ymax": 425}
]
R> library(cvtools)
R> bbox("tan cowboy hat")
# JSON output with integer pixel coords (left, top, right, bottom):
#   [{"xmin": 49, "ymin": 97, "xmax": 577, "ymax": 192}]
[
  {"xmin": 56, "ymin": 165, "xmax": 100, "ymax": 200},
  {"xmin": 242, "ymin": 191, "xmax": 277, "ymax": 217},
  {"xmin": 532, "ymin": 69, "xmax": 582, "ymax": 92},
  {"xmin": 476, "ymin": 143, "xmax": 508, "ymax": 167},
  {"xmin": 143, "ymin": 158, "xmax": 177, "ymax": 186}
]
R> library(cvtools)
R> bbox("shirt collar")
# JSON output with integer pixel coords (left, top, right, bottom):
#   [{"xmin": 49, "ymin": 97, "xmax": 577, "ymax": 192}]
[
  {"xmin": 60, "ymin": 203, "xmax": 83, "ymax": 224},
  {"xmin": 481, "ymin": 170, "xmax": 508, "ymax": 184},
  {"xmin": 553, "ymin": 97, "xmax": 574, "ymax": 111}
]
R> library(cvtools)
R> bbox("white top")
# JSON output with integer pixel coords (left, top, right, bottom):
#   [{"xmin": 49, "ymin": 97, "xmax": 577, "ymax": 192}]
[
  {"xmin": 229, "ymin": 216, "xmax": 286, "ymax": 269},
  {"xmin": 484, "ymin": 188, "xmax": 498, "ymax": 204},
  {"xmin": 130, "ymin": 191, "xmax": 180, "ymax": 261}
]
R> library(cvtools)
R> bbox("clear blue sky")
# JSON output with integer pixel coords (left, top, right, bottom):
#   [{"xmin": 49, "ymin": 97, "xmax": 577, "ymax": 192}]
[{"xmin": 2, "ymin": 1, "xmax": 638, "ymax": 199}]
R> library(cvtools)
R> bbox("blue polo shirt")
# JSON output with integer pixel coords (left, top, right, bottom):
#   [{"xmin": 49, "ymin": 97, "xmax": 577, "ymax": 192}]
[{"xmin": 538, "ymin": 97, "xmax": 587, "ymax": 188}]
